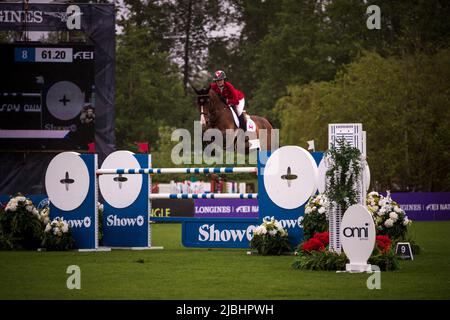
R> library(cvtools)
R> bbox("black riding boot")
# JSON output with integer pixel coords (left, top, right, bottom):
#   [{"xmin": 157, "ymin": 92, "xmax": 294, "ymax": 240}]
[{"xmin": 238, "ymin": 113, "xmax": 247, "ymax": 131}]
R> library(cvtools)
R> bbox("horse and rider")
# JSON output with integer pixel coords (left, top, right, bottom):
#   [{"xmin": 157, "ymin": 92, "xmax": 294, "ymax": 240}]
[
  {"xmin": 193, "ymin": 70, "xmax": 275, "ymax": 151},
  {"xmin": 210, "ymin": 70, "xmax": 247, "ymax": 130}
]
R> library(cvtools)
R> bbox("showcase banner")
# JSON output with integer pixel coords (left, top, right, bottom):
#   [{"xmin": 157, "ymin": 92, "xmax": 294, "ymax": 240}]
[
  {"xmin": 391, "ymin": 192, "xmax": 450, "ymax": 221},
  {"xmin": 194, "ymin": 198, "xmax": 258, "ymax": 218}
]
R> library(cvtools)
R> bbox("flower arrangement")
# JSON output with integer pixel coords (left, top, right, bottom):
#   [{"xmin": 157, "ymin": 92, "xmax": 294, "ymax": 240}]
[
  {"xmin": 325, "ymin": 139, "xmax": 363, "ymax": 211},
  {"xmin": 42, "ymin": 217, "xmax": 75, "ymax": 251},
  {"xmin": 368, "ymin": 234, "xmax": 399, "ymax": 271},
  {"xmin": 367, "ymin": 191, "xmax": 412, "ymax": 240},
  {"xmin": 293, "ymin": 231, "xmax": 347, "ymax": 270},
  {"xmin": 293, "ymin": 231, "xmax": 399, "ymax": 271},
  {"xmin": 250, "ymin": 217, "xmax": 290, "ymax": 255},
  {"xmin": 300, "ymin": 231, "xmax": 329, "ymax": 252},
  {"xmin": 301, "ymin": 194, "xmax": 329, "ymax": 239},
  {"xmin": 0, "ymin": 194, "xmax": 43, "ymax": 250}
]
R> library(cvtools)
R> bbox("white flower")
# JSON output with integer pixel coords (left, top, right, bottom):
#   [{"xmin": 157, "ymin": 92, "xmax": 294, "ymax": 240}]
[
  {"xmin": 53, "ymin": 227, "xmax": 60, "ymax": 235},
  {"xmin": 98, "ymin": 203, "xmax": 104, "ymax": 213},
  {"xmin": 389, "ymin": 212, "xmax": 398, "ymax": 221},
  {"xmin": 305, "ymin": 207, "xmax": 312, "ymax": 214},
  {"xmin": 318, "ymin": 207, "xmax": 326, "ymax": 214},
  {"xmin": 384, "ymin": 219, "xmax": 394, "ymax": 228},
  {"xmin": 15, "ymin": 196, "xmax": 26, "ymax": 202},
  {"xmin": 312, "ymin": 206, "xmax": 317, "ymax": 211},
  {"xmin": 32, "ymin": 208, "xmax": 39, "ymax": 217},
  {"xmin": 378, "ymin": 198, "xmax": 387, "ymax": 207},
  {"xmin": 260, "ymin": 226, "xmax": 267, "ymax": 234},
  {"xmin": 6, "ymin": 203, "xmax": 17, "ymax": 212},
  {"xmin": 269, "ymin": 229, "xmax": 277, "ymax": 236},
  {"xmin": 368, "ymin": 191, "xmax": 379, "ymax": 197},
  {"xmin": 274, "ymin": 221, "xmax": 283, "ymax": 231},
  {"xmin": 61, "ymin": 224, "xmax": 69, "ymax": 233},
  {"xmin": 394, "ymin": 206, "xmax": 403, "ymax": 213},
  {"xmin": 377, "ymin": 208, "xmax": 385, "ymax": 216},
  {"xmin": 403, "ymin": 217, "xmax": 412, "ymax": 226},
  {"xmin": 254, "ymin": 226, "xmax": 267, "ymax": 236},
  {"xmin": 45, "ymin": 224, "xmax": 52, "ymax": 233},
  {"xmin": 25, "ymin": 205, "xmax": 33, "ymax": 212}
]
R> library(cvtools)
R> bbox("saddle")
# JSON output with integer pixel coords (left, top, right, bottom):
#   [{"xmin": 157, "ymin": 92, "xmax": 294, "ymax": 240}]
[{"xmin": 228, "ymin": 107, "xmax": 256, "ymax": 132}]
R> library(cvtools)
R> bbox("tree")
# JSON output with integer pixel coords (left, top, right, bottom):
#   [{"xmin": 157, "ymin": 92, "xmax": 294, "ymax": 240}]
[
  {"xmin": 115, "ymin": 24, "xmax": 193, "ymax": 151},
  {"xmin": 276, "ymin": 50, "xmax": 450, "ymax": 192}
]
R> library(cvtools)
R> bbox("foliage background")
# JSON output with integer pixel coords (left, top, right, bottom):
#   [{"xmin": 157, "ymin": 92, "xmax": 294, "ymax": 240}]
[{"xmin": 2, "ymin": 0, "xmax": 448, "ymax": 191}]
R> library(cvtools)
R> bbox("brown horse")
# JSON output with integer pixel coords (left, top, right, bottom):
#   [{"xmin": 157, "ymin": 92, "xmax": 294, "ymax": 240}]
[{"xmin": 193, "ymin": 85, "xmax": 275, "ymax": 151}]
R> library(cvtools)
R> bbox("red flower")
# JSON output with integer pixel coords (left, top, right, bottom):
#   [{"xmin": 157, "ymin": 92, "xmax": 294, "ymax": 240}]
[
  {"xmin": 313, "ymin": 232, "xmax": 329, "ymax": 246},
  {"xmin": 301, "ymin": 238, "xmax": 325, "ymax": 252},
  {"xmin": 376, "ymin": 235, "xmax": 391, "ymax": 253}
]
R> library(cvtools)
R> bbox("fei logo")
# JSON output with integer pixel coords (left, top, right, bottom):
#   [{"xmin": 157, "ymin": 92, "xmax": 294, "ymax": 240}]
[{"xmin": 66, "ymin": 5, "xmax": 82, "ymax": 30}]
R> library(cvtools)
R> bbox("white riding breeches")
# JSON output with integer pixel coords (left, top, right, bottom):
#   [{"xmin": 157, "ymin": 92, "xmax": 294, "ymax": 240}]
[{"xmin": 236, "ymin": 98, "xmax": 245, "ymax": 116}]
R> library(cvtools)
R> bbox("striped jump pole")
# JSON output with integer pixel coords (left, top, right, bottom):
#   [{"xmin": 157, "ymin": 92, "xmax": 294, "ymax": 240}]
[
  {"xmin": 149, "ymin": 193, "xmax": 258, "ymax": 200},
  {"xmin": 97, "ymin": 167, "xmax": 257, "ymax": 175}
]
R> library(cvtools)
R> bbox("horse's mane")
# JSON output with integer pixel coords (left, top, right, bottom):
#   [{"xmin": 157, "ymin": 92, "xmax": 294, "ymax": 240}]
[{"xmin": 208, "ymin": 88, "xmax": 227, "ymax": 109}]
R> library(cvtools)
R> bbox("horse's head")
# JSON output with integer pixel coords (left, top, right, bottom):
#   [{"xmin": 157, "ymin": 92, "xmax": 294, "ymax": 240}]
[
  {"xmin": 192, "ymin": 83, "xmax": 235, "ymax": 133},
  {"xmin": 192, "ymin": 85, "xmax": 212, "ymax": 131}
]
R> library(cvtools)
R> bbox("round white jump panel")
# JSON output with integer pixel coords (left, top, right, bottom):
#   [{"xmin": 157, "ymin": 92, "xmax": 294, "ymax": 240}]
[
  {"xmin": 99, "ymin": 150, "xmax": 142, "ymax": 209},
  {"xmin": 46, "ymin": 81, "xmax": 85, "ymax": 120},
  {"xmin": 263, "ymin": 146, "xmax": 319, "ymax": 209},
  {"xmin": 363, "ymin": 164, "xmax": 371, "ymax": 191},
  {"xmin": 340, "ymin": 204, "xmax": 376, "ymax": 266},
  {"xmin": 45, "ymin": 152, "xmax": 89, "ymax": 211},
  {"xmin": 317, "ymin": 157, "xmax": 327, "ymax": 194}
]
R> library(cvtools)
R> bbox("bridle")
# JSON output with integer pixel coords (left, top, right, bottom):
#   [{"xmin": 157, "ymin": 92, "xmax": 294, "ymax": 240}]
[
  {"xmin": 197, "ymin": 94, "xmax": 210, "ymax": 127},
  {"xmin": 197, "ymin": 89, "xmax": 234, "ymax": 129}
]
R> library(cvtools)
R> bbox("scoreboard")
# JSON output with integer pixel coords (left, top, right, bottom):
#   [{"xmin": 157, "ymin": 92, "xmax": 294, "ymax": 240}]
[{"xmin": 0, "ymin": 43, "xmax": 95, "ymax": 151}]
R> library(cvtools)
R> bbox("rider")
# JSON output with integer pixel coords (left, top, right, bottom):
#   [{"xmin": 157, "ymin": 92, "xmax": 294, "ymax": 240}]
[{"xmin": 211, "ymin": 70, "xmax": 247, "ymax": 130}]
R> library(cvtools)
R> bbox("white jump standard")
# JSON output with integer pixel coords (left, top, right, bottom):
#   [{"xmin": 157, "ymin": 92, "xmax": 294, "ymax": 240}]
[{"xmin": 45, "ymin": 146, "xmax": 321, "ymax": 250}]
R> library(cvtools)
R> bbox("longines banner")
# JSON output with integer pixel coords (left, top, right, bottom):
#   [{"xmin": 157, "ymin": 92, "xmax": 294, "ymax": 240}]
[
  {"xmin": 194, "ymin": 199, "xmax": 259, "ymax": 218},
  {"xmin": 390, "ymin": 192, "xmax": 450, "ymax": 221},
  {"xmin": 0, "ymin": 3, "xmax": 91, "ymax": 31}
]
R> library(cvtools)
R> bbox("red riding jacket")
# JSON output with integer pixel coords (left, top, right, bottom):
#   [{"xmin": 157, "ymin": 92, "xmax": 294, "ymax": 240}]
[{"xmin": 211, "ymin": 81, "xmax": 244, "ymax": 106}]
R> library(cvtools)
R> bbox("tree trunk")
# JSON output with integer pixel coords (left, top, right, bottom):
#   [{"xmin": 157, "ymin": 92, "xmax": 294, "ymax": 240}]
[{"xmin": 183, "ymin": 0, "xmax": 192, "ymax": 95}]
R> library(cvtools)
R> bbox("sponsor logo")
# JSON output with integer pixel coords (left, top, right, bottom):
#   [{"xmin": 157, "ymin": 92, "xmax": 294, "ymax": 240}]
[
  {"xmin": 37, "ymin": 198, "xmax": 49, "ymax": 210},
  {"xmin": 425, "ymin": 203, "xmax": 450, "ymax": 211},
  {"xmin": 0, "ymin": 10, "xmax": 43, "ymax": 23},
  {"xmin": 343, "ymin": 223, "xmax": 369, "ymax": 240},
  {"xmin": 73, "ymin": 51, "xmax": 94, "ymax": 60},
  {"xmin": 263, "ymin": 215, "xmax": 303, "ymax": 228},
  {"xmin": 198, "ymin": 224, "xmax": 255, "ymax": 242},
  {"xmin": 195, "ymin": 206, "xmax": 231, "ymax": 214},
  {"xmin": 106, "ymin": 215, "xmax": 145, "ymax": 227},
  {"xmin": 0, "ymin": 5, "xmax": 82, "ymax": 30},
  {"xmin": 55, "ymin": 216, "xmax": 91, "ymax": 228}
]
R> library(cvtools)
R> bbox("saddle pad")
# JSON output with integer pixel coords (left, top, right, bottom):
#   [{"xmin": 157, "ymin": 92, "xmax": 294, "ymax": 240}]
[{"xmin": 246, "ymin": 116, "xmax": 256, "ymax": 132}]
